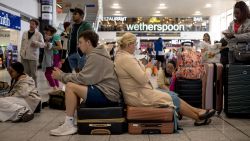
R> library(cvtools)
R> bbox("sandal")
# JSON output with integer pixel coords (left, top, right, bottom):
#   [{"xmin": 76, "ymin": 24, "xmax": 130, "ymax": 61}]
[
  {"xmin": 194, "ymin": 118, "xmax": 212, "ymax": 126},
  {"xmin": 199, "ymin": 109, "xmax": 216, "ymax": 120}
]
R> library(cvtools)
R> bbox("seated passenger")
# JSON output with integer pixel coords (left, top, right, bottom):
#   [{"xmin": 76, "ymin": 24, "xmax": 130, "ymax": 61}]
[
  {"xmin": 0, "ymin": 62, "xmax": 40, "ymax": 122},
  {"xmin": 157, "ymin": 60, "xmax": 176, "ymax": 91},
  {"xmin": 114, "ymin": 32, "xmax": 215, "ymax": 131},
  {"xmin": 50, "ymin": 30, "xmax": 121, "ymax": 136}
]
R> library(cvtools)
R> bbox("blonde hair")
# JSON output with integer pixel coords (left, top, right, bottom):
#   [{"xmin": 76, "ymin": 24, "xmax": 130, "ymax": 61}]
[{"xmin": 118, "ymin": 32, "xmax": 136, "ymax": 49}]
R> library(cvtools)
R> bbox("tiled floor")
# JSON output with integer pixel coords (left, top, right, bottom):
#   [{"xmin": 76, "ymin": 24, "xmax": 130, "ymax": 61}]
[{"xmin": 0, "ymin": 69, "xmax": 250, "ymax": 141}]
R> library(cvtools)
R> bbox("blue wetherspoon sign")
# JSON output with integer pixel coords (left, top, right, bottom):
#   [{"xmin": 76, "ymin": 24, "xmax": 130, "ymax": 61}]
[{"xmin": 0, "ymin": 10, "xmax": 21, "ymax": 30}]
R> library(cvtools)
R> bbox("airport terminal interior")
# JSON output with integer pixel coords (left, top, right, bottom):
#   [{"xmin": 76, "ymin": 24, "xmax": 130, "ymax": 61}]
[{"xmin": 0, "ymin": 0, "xmax": 250, "ymax": 141}]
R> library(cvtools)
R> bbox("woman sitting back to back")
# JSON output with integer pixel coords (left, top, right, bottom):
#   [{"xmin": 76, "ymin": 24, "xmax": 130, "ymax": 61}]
[{"xmin": 114, "ymin": 32, "xmax": 216, "ymax": 129}]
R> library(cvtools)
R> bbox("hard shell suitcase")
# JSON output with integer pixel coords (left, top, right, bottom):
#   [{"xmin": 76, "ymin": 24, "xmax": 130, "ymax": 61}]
[
  {"xmin": 204, "ymin": 63, "xmax": 223, "ymax": 114},
  {"xmin": 204, "ymin": 63, "xmax": 214, "ymax": 109},
  {"xmin": 175, "ymin": 79, "xmax": 202, "ymax": 108},
  {"xmin": 77, "ymin": 104, "xmax": 126, "ymax": 135},
  {"xmin": 128, "ymin": 122, "xmax": 174, "ymax": 134},
  {"xmin": 77, "ymin": 118, "xmax": 126, "ymax": 135},
  {"xmin": 214, "ymin": 63, "xmax": 223, "ymax": 114},
  {"xmin": 127, "ymin": 106, "xmax": 173, "ymax": 122},
  {"xmin": 224, "ymin": 64, "xmax": 250, "ymax": 117},
  {"xmin": 127, "ymin": 106, "xmax": 174, "ymax": 134}
]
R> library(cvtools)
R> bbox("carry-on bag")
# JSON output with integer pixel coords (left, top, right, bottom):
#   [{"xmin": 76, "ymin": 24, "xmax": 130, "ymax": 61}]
[
  {"xmin": 204, "ymin": 63, "xmax": 223, "ymax": 114},
  {"xmin": 127, "ymin": 106, "xmax": 174, "ymax": 134},
  {"xmin": 175, "ymin": 79, "xmax": 202, "ymax": 108},
  {"xmin": 234, "ymin": 42, "xmax": 250, "ymax": 62},
  {"xmin": 48, "ymin": 91, "xmax": 65, "ymax": 110},
  {"xmin": 77, "ymin": 104, "xmax": 126, "ymax": 135},
  {"xmin": 128, "ymin": 122, "xmax": 174, "ymax": 134},
  {"xmin": 224, "ymin": 64, "xmax": 250, "ymax": 117},
  {"xmin": 127, "ymin": 106, "xmax": 173, "ymax": 121}
]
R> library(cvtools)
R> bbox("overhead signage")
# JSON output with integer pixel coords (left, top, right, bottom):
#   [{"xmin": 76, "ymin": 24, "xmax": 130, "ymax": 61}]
[
  {"xmin": 102, "ymin": 17, "xmax": 127, "ymax": 22},
  {"xmin": 126, "ymin": 23, "xmax": 185, "ymax": 32},
  {"xmin": 0, "ymin": 10, "xmax": 21, "ymax": 30}
]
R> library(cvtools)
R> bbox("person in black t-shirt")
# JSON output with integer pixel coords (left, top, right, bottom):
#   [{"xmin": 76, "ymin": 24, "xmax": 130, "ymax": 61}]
[{"xmin": 67, "ymin": 8, "xmax": 93, "ymax": 72}]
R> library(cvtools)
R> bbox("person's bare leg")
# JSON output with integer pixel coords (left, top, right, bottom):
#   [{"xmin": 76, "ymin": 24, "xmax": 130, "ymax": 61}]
[
  {"xmin": 65, "ymin": 82, "xmax": 88, "ymax": 117},
  {"xmin": 179, "ymin": 99, "xmax": 206, "ymax": 120}
]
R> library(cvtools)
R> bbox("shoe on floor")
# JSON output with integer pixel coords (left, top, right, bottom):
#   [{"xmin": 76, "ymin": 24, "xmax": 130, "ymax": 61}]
[
  {"xmin": 21, "ymin": 113, "xmax": 34, "ymax": 122},
  {"xmin": 194, "ymin": 118, "xmax": 212, "ymax": 126},
  {"xmin": 50, "ymin": 122, "xmax": 77, "ymax": 136},
  {"xmin": 199, "ymin": 109, "xmax": 216, "ymax": 120},
  {"xmin": 12, "ymin": 107, "xmax": 29, "ymax": 122}
]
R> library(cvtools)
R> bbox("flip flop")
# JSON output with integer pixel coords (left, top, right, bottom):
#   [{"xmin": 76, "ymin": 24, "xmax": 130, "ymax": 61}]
[
  {"xmin": 199, "ymin": 109, "xmax": 216, "ymax": 120},
  {"xmin": 194, "ymin": 118, "xmax": 212, "ymax": 126}
]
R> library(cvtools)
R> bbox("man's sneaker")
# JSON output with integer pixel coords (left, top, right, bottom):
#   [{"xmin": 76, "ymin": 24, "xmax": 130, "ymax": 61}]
[{"xmin": 50, "ymin": 122, "xmax": 77, "ymax": 136}]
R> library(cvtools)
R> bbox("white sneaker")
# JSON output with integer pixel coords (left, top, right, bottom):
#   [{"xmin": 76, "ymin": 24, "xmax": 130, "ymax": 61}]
[{"xmin": 50, "ymin": 122, "xmax": 77, "ymax": 136}]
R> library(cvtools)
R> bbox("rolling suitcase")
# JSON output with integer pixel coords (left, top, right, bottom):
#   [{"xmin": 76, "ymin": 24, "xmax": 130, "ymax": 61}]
[
  {"xmin": 127, "ymin": 106, "xmax": 174, "ymax": 134},
  {"xmin": 224, "ymin": 64, "xmax": 250, "ymax": 117},
  {"xmin": 127, "ymin": 106, "xmax": 173, "ymax": 121},
  {"xmin": 77, "ymin": 104, "xmax": 126, "ymax": 135},
  {"xmin": 128, "ymin": 122, "xmax": 174, "ymax": 134},
  {"xmin": 175, "ymin": 79, "xmax": 202, "ymax": 108},
  {"xmin": 204, "ymin": 63, "xmax": 223, "ymax": 114},
  {"xmin": 214, "ymin": 63, "xmax": 223, "ymax": 114}
]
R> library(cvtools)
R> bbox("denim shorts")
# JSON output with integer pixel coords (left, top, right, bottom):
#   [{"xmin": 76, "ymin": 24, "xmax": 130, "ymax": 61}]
[
  {"xmin": 168, "ymin": 91, "xmax": 180, "ymax": 113},
  {"xmin": 85, "ymin": 85, "xmax": 116, "ymax": 107}
]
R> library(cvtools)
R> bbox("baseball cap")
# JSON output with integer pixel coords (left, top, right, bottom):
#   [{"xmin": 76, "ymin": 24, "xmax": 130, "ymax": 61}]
[{"xmin": 70, "ymin": 7, "xmax": 84, "ymax": 16}]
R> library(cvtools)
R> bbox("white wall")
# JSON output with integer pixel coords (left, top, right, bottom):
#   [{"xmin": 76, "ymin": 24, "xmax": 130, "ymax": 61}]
[
  {"xmin": 1, "ymin": 0, "xmax": 40, "ymax": 18},
  {"xmin": 209, "ymin": 15, "xmax": 221, "ymax": 43}
]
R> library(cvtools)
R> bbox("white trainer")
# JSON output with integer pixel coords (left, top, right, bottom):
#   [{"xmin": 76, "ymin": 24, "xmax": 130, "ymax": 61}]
[{"xmin": 50, "ymin": 122, "xmax": 77, "ymax": 136}]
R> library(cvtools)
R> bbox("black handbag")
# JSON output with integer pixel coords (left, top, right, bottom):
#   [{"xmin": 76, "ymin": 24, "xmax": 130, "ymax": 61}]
[{"xmin": 234, "ymin": 42, "xmax": 250, "ymax": 62}]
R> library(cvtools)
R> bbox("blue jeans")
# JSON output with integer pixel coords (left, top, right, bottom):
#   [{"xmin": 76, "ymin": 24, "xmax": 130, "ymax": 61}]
[{"xmin": 68, "ymin": 52, "xmax": 85, "ymax": 70}]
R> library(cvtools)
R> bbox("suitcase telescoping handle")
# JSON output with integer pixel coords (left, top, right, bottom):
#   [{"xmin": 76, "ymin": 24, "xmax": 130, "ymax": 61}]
[
  {"xmin": 91, "ymin": 129, "xmax": 111, "ymax": 135},
  {"xmin": 89, "ymin": 124, "xmax": 111, "ymax": 127}
]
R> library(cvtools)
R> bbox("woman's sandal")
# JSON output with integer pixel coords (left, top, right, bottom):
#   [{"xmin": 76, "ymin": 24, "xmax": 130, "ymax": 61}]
[
  {"xmin": 194, "ymin": 118, "xmax": 212, "ymax": 126},
  {"xmin": 199, "ymin": 109, "xmax": 216, "ymax": 120}
]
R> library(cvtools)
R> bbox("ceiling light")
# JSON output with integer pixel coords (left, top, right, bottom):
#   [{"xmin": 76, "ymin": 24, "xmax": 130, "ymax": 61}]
[
  {"xmin": 113, "ymin": 13, "xmax": 122, "ymax": 16},
  {"xmin": 115, "ymin": 11, "xmax": 120, "ymax": 13},
  {"xmin": 155, "ymin": 11, "xmax": 160, "ymax": 14},
  {"xmin": 111, "ymin": 3, "xmax": 121, "ymax": 9},
  {"xmin": 153, "ymin": 14, "xmax": 163, "ymax": 17},
  {"xmin": 193, "ymin": 11, "xmax": 202, "ymax": 15},
  {"xmin": 158, "ymin": 6, "xmax": 167, "ymax": 9},
  {"xmin": 195, "ymin": 11, "xmax": 201, "ymax": 14},
  {"xmin": 160, "ymin": 3, "xmax": 165, "ymax": 6},
  {"xmin": 205, "ymin": 3, "xmax": 212, "ymax": 8}
]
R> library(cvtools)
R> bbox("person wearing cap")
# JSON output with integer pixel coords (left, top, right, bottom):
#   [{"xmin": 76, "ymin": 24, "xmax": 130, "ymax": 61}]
[
  {"xmin": 67, "ymin": 7, "xmax": 93, "ymax": 72},
  {"xmin": 20, "ymin": 19, "xmax": 45, "ymax": 87},
  {"xmin": 0, "ymin": 62, "xmax": 41, "ymax": 122},
  {"xmin": 43, "ymin": 25, "xmax": 62, "ymax": 94}
]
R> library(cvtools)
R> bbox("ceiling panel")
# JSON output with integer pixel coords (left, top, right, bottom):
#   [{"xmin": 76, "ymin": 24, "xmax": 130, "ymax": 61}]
[{"xmin": 103, "ymin": 0, "xmax": 237, "ymax": 17}]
